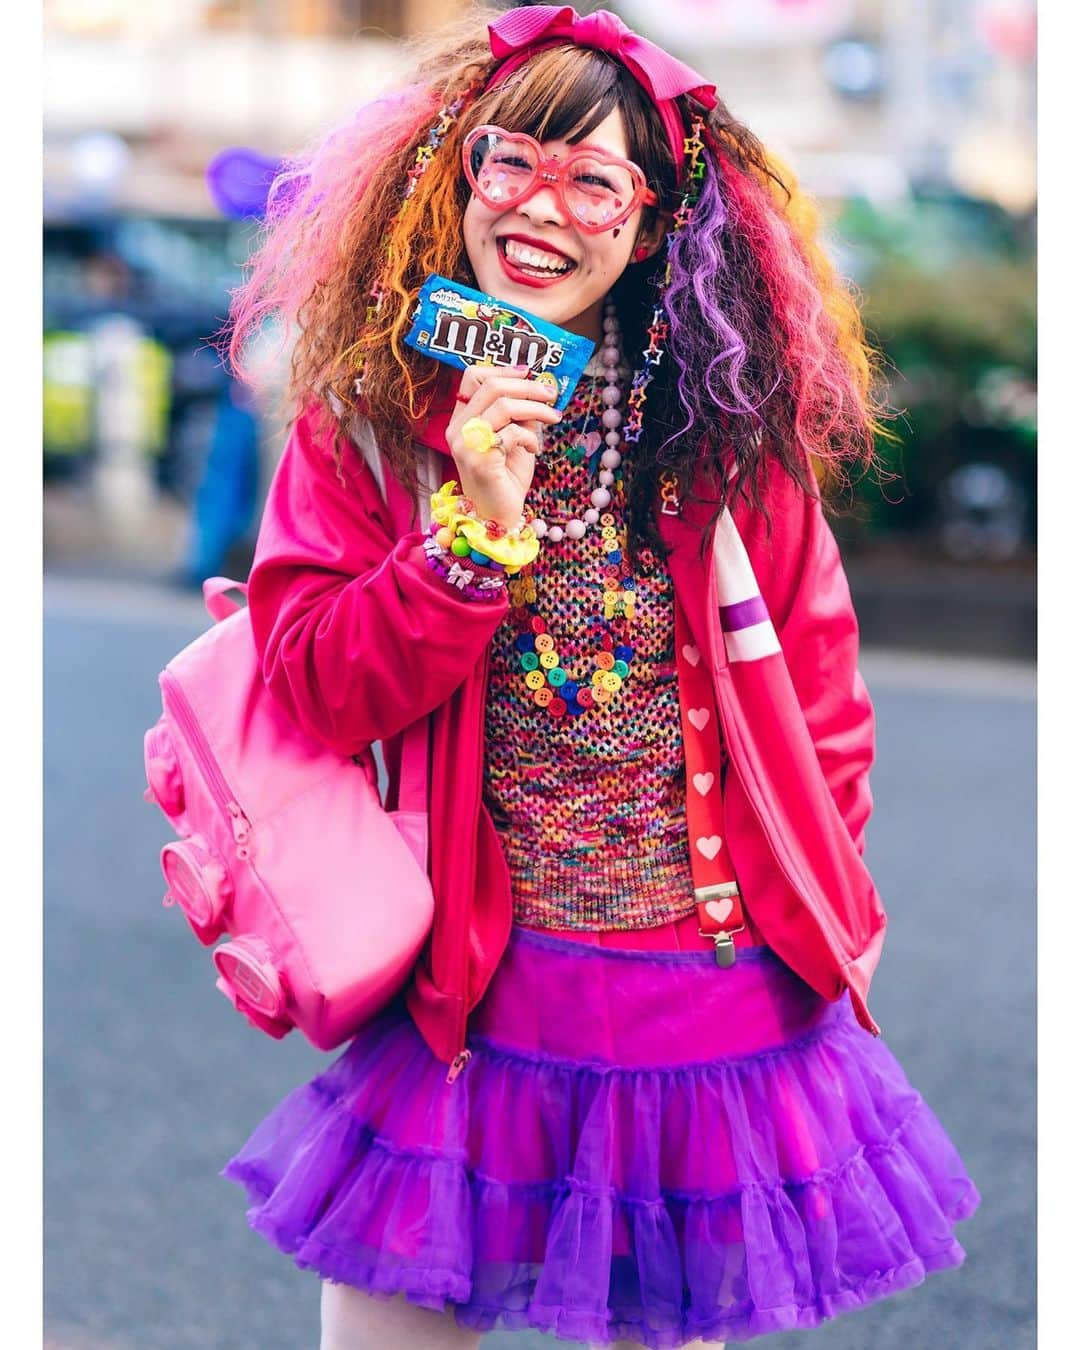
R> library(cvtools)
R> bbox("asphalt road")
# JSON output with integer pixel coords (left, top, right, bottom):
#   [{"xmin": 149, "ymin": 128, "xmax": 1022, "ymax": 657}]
[{"xmin": 43, "ymin": 577, "xmax": 1035, "ymax": 1350}]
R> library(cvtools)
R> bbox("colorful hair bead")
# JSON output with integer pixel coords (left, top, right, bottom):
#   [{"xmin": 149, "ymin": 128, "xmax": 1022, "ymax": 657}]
[
  {"xmin": 354, "ymin": 90, "xmax": 470, "ymax": 393},
  {"xmin": 622, "ymin": 113, "xmax": 708, "ymax": 445}
]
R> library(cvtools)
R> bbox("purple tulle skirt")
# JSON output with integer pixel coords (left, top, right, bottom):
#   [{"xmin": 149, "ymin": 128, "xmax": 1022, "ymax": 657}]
[{"xmin": 222, "ymin": 925, "xmax": 980, "ymax": 1347}]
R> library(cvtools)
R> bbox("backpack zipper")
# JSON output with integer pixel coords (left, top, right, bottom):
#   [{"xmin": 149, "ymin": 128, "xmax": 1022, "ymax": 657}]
[{"xmin": 160, "ymin": 671, "xmax": 253, "ymax": 854}]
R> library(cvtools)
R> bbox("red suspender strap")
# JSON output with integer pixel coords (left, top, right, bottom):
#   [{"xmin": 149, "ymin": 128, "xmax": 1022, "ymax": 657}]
[{"xmin": 673, "ymin": 595, "xmax": 745, "ymax": 966}]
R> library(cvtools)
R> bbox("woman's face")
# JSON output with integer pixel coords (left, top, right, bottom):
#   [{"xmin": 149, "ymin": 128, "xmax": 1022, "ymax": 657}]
[{"xmin": 462, "ymin": 107, "xmax": 664, "ymax": 344}]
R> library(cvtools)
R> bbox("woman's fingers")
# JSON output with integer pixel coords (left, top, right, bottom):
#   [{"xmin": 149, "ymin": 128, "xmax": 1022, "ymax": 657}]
[
  {"xmin": 457, "ymin": 366, "xmax": 560, "ymax": 422},
  {"xmin": 481, "ymin": 396, "xmax": 560, "ymax": 432},
  {"xmin": 496, "ymin": 422, "xmax": 543, "ymax": 458}
]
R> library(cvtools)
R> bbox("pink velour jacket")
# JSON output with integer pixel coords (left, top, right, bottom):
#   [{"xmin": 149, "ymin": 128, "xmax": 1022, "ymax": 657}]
[{"xmin": 247, "ymin": 401, "xmax": 887, "ymax": 1074}]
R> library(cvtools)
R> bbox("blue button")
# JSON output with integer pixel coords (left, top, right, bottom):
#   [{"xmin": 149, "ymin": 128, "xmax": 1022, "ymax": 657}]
[
  {"xmin": 561, "ymin": 680, "xmax": 579, "ymax": 701},
  {"xmin": 469, "ymin": 549, "xmax": 490, "ymax": 566},
  {"xmin": 514, "ymin": 634, "xmax": 535, "ymax": 653},
  {"xmin": 608, "ymin": 549, "xmax": 622, "ymax": 563},
  {"xmin": 614, "ymin": 645, "xmax": 633, "ymax": 662},
  {"xmin": 565, "ymin": 699, "xmax": 585, "ymax": 715}
]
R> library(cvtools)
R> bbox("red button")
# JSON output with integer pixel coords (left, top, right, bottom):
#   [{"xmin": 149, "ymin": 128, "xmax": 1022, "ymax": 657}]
[
  {"xmin": 530, "ymin": 616, "xmax": 547, "ymax": 635},
  {"xmin": 547, "ymin": 697, "xmax": 567, "ymax": 718}
]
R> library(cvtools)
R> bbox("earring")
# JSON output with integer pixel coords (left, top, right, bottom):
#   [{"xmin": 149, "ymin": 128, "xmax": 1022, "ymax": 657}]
[{"xmin": 633, "ymin": 245, "xmax": 649, "ymax": 263}]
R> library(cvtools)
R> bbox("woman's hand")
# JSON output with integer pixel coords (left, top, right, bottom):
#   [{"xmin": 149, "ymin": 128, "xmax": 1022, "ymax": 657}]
[{"xmin": 445, "ymin": 365, "xmax": 562, "ymax": 528}]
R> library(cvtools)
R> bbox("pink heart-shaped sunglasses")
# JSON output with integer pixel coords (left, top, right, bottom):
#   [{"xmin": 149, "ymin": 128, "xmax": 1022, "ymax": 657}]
[{"xmin": 462, "ymin": 125, "xmax": 658, "ymax": 234}]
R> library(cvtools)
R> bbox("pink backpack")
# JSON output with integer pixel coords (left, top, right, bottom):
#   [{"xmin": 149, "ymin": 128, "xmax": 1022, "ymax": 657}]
[{"xmin": 142, "ymin": 576, "xmax": 434, "ymax": 1051}]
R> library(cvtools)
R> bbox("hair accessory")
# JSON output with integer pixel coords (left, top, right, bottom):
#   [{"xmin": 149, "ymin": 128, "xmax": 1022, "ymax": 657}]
[
  {"xmin": 354, "ymin": 91, "xmax": 470, "ymax": 392},
  {"xmin": 485, "ymin": 5, "xmax": 717, "ymax": 176},
  {"xmin": 402, "ymin": 93, "xmax": 467, "ymax": 211},
  {"xmin": 622, "ymin": 113, "xmax": 707, "ymax": 445}
]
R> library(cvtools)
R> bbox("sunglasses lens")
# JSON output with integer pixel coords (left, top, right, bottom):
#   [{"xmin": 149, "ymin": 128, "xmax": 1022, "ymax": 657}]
[
  {"xmin": 564, "ymin": 155, "xmax": 639, "ymax": 229},
  {"xmin": 468, "ymin": 132, "xmax": 538, "ymax": 204}
]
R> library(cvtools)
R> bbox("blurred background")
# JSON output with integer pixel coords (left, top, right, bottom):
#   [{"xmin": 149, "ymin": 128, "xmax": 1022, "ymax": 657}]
[
  {"xmin": 43, "ymin": 0, "xmax": 1036, "ymax": 656},
  {"xmin": 43, "ymin": 4, "xmax": 1036, "ymax": 1349}
]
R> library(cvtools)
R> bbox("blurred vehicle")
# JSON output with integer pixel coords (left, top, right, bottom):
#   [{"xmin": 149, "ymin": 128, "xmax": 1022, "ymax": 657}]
[{"xmin": 43, "ymin": 212, "xmax": 257, "ymax": 504}]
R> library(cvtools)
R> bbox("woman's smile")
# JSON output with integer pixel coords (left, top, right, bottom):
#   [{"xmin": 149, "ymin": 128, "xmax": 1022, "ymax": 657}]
[{"xmin": 496, "ymin": 233, "xmax": 578, "ymax": 287}]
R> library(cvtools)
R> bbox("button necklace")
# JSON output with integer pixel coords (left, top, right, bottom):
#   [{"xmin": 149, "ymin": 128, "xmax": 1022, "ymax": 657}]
[{"xmin": 507, "ymin": 298, "xmax": 635, "ymax": 718}]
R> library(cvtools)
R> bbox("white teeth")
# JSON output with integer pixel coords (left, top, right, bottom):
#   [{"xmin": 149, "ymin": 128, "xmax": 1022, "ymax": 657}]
[{"xmin": 503, "ymin": 239, "xmax": 572, "ymax": 273}]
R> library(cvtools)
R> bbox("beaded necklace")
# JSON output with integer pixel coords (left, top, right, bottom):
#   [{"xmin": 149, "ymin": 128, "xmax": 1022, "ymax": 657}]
[{"xmin": 508, "ymin": 299, "xmax": 635, "ymax": 719}]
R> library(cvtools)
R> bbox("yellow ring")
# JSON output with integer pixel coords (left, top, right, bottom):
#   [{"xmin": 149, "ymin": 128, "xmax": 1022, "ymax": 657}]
[{"xmin": 461, "ymin": 416, "xmax": 500, "ymax": 455}]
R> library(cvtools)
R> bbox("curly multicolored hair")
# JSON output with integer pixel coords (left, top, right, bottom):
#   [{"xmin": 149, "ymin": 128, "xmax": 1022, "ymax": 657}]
[{"xmin": 224, "ymin": 4, "xmax": 890, "ymax": 552}]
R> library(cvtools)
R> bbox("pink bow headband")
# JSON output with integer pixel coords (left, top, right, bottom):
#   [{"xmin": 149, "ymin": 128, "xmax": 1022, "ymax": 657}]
[{"xmin": 484, "ymin": 5, "xmax": 717, "ymax": 181}]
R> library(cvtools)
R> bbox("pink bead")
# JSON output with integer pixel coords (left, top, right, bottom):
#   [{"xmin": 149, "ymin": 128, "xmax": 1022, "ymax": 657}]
[
  {"xmin": 601, "ymin": 408, "xmax": 622, "ymax": 430},
  {"xmin": 565, "ymin": 519, "xmax": 587, "ymax": 540},
  {"xmin": 598, "ymin": 469, "xmax": 615, "ymax": 486},
  {"xmin": 583, "ymin": 508, "xmax": 600, "ymax": 524},
  {"xmin": 547, "ymin": 524, "xmax": 565, "ymax": 542},
  {"xmin": 604, "ymin": 431, "xmax": 622, "ymax": 448},
  {"xmin": 602, "ymin": 316, "xmax": 619, "ymax": 335},
  {"xmin": 601, "ymin": 447, "xmax": 622, "ymax": 469},
  {"xmin": 590, "ymin": 487, "xmax": 612, "ymax": 509},
  {"xmin": 604, "ymin": 367, "xmax": 620, "ymax": 384},
  {"xmin": 601, "ymin": 385, "xmax": 622, "ymax": 406},
  {"xmin": 532, "ymin": 519, "xmax": 548, "ymax": 539}
]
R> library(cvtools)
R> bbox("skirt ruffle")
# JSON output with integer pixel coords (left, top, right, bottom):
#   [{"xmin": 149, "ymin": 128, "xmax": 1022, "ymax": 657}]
[{"xmin": 223, "ymin": 928, "xmax": 979, "ymax": 1347}]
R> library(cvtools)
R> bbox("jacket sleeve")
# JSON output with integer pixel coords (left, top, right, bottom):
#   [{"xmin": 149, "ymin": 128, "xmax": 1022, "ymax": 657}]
[
  {"xmin": 737, "ymin": 461, "xmax": 876, "ymax": 856},
  {"xmin": 247, "ymin": 404, "xmax": 508, "ymax": 756}
]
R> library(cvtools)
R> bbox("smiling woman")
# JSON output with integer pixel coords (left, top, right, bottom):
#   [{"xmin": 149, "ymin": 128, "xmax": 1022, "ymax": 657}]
[{"xmin": 213, "ymin": 6, "xmax": 980, "ymax": 1349}]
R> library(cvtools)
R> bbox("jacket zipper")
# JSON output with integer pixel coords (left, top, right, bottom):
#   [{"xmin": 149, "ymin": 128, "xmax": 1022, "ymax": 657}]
[
  {"xmin": 445, "ymin": 641, "xmax": 495, "ymax": 1087},
  {"xmin": 160, "ymin": 671, "xmax": 253, "ymax": 854}
]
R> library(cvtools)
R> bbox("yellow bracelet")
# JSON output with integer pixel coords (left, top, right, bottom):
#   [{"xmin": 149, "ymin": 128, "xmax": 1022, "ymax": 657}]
[
  {"xmin": 457, "ymin": 517, "xmax": 539, "ymax": 570},
  {"xmin": 429, "ymin": 481, "xmax": 540, "ymax": 570},
  {"xmin": 430, "ymin": 481, "xmax": 471, "ymax": 531}
]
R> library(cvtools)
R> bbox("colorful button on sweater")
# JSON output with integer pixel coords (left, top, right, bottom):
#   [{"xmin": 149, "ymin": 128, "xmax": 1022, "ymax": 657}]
[{"xmin": 482, "ymin": 376, "xmax": 709, "ymax": 931}]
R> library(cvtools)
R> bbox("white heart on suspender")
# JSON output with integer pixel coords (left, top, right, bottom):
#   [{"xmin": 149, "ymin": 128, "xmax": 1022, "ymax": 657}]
[
  {"xmin": 687, "ymin": 707, "xmax": 710, "ymax": 732},
  {"xmin": 682, "ymin": 643, "xmax": 701, "ymax": 667},
  {"xmin": 696, "ymin": 835, "xmax": 723, "ymax": 861},
  {"xmin": 692, "ymin": 772, "xmax": 715, "ymax": 796},
  {"xmin": 704, "ymin": 897, "xmax": 734, "ymax": 924}
]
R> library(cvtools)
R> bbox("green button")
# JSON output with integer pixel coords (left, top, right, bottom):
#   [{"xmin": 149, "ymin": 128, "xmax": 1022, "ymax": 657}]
[
  {"xmin": 547, "ymin": 666, "xmax": 567, "ymax": 687},
  {"xmin": 520, "ymin": 651, "xmax": 540, "ymax": 671},
  {"xmin": 612, "ymin": 659, "xmax": 629, "ymax": 678}
]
